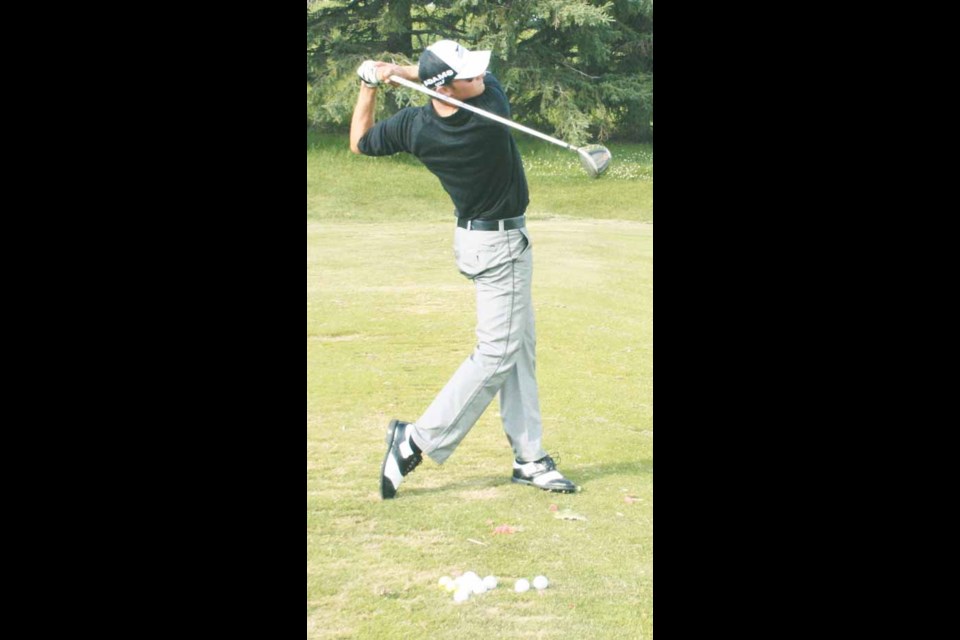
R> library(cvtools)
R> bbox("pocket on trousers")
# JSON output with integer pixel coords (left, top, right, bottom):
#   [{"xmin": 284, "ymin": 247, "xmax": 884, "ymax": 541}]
[
  {"xmin": 517, "ymin": 228, "xmax": 531, "ymax": 255},
  {"xmin": 472, "ymin": 243, "xmax": 509, "ymax": 276},
  {"xmin": 456, "ymin": 234, "xmax": 508, "ymax": 278}
]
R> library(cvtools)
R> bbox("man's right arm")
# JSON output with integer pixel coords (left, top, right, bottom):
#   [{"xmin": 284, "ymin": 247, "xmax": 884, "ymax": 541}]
[
  {"xmin": 349, "ymin": 63, "xmax": 420, "ymax": 155},
  {"xmin": 349, "ymin": 84, "xmax": 378, "ymax": 154}
]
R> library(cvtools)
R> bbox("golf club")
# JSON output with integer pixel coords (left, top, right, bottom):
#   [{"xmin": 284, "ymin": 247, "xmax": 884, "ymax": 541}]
[{"xmin": 388, "ymin": 75, "xmax": 611, "ymax": 178}]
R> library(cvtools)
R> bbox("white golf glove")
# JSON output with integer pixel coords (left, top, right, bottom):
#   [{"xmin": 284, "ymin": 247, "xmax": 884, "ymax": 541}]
[{"xmin": 357, "ymin": 60, "xmax": 381, "ymax": 88}]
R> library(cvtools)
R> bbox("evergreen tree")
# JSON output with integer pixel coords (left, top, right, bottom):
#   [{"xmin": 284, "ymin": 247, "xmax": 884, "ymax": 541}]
[{"xmin": 307, "ymin": 0, "xmax": 652, "ymax": 143}]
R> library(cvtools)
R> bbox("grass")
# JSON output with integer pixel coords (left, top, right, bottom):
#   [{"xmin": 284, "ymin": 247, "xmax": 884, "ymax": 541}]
[
  {"xmin": 307, "ymin": 129, "xmax": 652, "ymax": 639},
  {"xmin": 307, "ymin": 130, "xmax": 653, "ymax": 223}
]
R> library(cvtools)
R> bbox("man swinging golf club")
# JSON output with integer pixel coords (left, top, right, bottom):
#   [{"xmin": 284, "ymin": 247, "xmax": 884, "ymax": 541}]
[{"xmin": 350, "ymin": 39, "xmax": 579, "ymax": 499}]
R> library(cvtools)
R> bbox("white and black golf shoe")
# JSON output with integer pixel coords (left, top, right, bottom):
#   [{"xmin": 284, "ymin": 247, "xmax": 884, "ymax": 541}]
[
  {"xmin": 380, "ymin": 419, "xmax": 423, "ymax": 499},
  {"xmin": 511, "ymin": 455, "xmax": 579, "ymax": 493}
]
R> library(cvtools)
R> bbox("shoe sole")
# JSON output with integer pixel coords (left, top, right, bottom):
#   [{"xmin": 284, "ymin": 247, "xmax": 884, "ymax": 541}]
[
  {"xmin": 511, "ymin": 477, "xmax": 579, "ymax": 493},
  {"xmin": 380, "ymin": 419, "xmax": 400, "ymax": 499}
]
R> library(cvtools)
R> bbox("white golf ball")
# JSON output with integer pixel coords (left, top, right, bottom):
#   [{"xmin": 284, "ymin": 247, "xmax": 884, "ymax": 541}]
[
  {"xmin": 471, "ymin": 582, "xmax": 488, "ymax": 595},
  {"xmin": 482, "ymin": 575, "xmax": 498, "ymax": 590},
  {"xmin": 462, "ymin": 571, "xmax": 480, "ymax": 585},
  {"xmin": 514, "ymin": 578, "xmax": 530, "ymax": 593},
  {"xmin": 533, "ymin": 575, "xmax": 549, "ymax": 590},
  {"xmin": 453, "ymin": 587, "xmax": 471, "ymax": 603}
]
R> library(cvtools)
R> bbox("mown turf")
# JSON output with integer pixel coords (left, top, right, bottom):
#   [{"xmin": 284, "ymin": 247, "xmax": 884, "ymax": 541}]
[
  {"xmin": 307, "ymin": 213, "xmax": 652, "ymax": 638},
  {"xmin": 307, "ymin": 130, "xmax": 652, "ymax": 224}
]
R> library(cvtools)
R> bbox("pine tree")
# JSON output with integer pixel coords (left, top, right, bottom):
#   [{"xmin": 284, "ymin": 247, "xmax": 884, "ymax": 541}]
[{"xmin": 307, "ymin": 0, "xmax": 652, "ymax": 142}]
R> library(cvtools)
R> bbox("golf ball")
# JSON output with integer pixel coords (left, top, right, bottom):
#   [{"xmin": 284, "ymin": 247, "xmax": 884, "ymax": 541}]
[
  {"xmin": 471, "ymin": 582, "xmax": 488, "ymax": 595},
  {"xmin": 462, "ymin": 571, "xmax": 480, "ymax": 585},
  {"xmin": 514, "ymin": 578, "xmax": 530, "ymax": 593},
  {"xmin": 533, "ymin": 575, "xmax": 549, "ymax": 590},
  {"xmin": 453, "ymin": 587, "xmax": 471, "ymax": 603},
  {"xmin": 482, "ymin": 575, "xmax": 498, "ymax": 590}
]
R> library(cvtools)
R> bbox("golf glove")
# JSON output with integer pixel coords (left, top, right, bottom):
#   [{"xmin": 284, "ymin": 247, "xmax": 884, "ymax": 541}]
[{"xmin": 357, "ymin": 60, "xmax": 380, "ymax": 88}]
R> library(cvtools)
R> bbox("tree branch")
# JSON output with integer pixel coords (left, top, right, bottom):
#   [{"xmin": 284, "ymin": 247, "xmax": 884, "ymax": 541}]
[{"xmin": 562, "ymin": 62, "xmax": 601, "ymax": 80}]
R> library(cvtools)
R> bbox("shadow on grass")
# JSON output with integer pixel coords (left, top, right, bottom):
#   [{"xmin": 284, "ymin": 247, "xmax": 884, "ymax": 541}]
[
  {"xmin": 572, "ymin": 459, "xmax": 652, "ymax": 481},
  {"xmin": 401, "ymin": 474, "xmax": 512, "ymax": 497},
  {"xmin": 399, "ymin": 459, "xmax": 651, "ymax": 497}
]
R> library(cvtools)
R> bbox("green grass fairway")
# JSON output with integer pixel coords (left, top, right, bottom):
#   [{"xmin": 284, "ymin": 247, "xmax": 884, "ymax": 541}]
[
  {"xmin": 307, "ymin": 131, "xmax": 652, "ymax": 224},
  {"xmin": 307, "ymin": 217, "xmax": 652, "ymax": 639}
]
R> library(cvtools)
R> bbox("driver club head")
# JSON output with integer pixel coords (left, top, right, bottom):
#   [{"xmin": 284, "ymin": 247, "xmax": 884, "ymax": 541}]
[{"xmin": 577, "ymin": 145, "xmax": 612, "ymax": 178}]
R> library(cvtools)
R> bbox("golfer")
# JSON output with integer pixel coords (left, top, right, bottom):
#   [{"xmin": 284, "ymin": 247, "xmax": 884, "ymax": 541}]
[{"xmin": 350, "ymin": 39, "xmax": 578, "ymax": 499}]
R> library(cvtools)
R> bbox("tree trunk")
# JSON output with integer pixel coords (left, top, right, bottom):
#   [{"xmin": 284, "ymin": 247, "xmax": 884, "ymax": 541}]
[{"xmin": 385, "ymin": 0, "xmax": 413, "ymax": 56}]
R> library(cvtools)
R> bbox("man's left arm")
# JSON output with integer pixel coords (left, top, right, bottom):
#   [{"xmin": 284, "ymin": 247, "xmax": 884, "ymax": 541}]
[{"xmin": 477, "ymin": 72, "xmax": 512, "ymax": 119}]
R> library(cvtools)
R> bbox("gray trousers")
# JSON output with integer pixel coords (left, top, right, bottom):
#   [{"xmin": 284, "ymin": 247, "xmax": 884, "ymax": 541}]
[{"xmin": 412, "ymin": 224, "xmax": 548, "ymax": 465}]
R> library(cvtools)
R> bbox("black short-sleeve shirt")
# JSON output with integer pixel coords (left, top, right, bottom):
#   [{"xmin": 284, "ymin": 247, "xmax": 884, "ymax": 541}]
[{"xmin": 358, "ymin": 73, "xmax": 529, "ymax": 221}]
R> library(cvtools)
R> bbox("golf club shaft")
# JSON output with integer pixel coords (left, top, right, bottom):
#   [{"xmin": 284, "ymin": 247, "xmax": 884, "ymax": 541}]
[{"xmin": 388, "ymin": 75, "xmax": 578, "ymax": 152}]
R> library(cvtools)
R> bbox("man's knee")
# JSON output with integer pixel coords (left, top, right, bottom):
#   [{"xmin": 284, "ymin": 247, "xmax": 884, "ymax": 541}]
[{"xmin": 471, "ymin": 340, "xmax": 521, "ymax": 375}]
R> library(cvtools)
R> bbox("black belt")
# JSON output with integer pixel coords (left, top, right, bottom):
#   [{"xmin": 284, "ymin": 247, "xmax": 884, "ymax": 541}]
[{"xmin": 456, "ymin": 215, "xmax": 525, "ymax": 231}]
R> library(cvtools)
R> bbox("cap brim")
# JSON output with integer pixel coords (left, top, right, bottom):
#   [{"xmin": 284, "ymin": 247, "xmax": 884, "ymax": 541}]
[{"xmin": 454, "ymin": 50, "xmax": 491, "ymax": 79}]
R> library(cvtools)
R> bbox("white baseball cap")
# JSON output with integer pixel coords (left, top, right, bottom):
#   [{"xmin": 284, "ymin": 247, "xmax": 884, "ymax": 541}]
[{"xmin": 418, "ymin": 40, "xmax": 491, "ymax": 89}]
